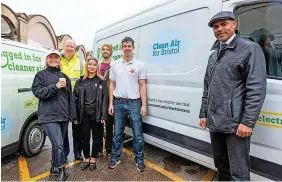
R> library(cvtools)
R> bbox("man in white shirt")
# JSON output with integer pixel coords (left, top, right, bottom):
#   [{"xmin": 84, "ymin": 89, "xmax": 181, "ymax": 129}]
[{"xmin": 108, "ymin": 37, "xmax": 147, "ymax": 172}]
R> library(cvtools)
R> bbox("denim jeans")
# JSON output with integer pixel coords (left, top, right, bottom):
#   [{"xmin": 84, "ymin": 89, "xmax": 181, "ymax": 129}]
[
  {"xmin": 111, "ymin": 98, "xmax": 144, "ymax": 164},
  {"xmin": 41, "ymin": 121, "xmax": 69, "ymax": 168},
  {"xmin": 210, "ymin": 132, "xmax": 251, "ymax": 181},
  {"xmin": 63, "ymin": 131, "xmax": 70, "ymax": 158}
]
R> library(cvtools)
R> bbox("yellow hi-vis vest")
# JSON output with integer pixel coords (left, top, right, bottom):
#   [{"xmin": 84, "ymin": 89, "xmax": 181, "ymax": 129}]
[{"xmin": 61, "ymin": 53, "xmax": 85, "ymax": 88}]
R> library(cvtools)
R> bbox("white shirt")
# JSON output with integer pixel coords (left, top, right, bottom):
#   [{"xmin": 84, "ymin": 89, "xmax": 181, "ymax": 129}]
[
  {"xmin": 109, "ymin": 57, "xmax": 146, "ymax": 99},
  {"xmin": 220, "ymin": 34, "xmax": 236, "ymax": 49}
]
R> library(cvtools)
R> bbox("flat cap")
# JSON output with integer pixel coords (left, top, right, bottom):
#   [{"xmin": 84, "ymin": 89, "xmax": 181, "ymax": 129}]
[{"xmin": 208, "ymin": 11, "xmax": 235, "ymax": 27}]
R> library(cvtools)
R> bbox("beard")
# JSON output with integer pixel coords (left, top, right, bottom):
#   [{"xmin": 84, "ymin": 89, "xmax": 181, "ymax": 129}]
[{"xmin": 102, "ymin": 54, "xmax": 110, "ymax": 59}]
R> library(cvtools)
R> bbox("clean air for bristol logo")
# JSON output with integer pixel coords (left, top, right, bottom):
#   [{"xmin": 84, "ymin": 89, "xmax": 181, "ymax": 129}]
[
  {"xmin": 152, "ymin": 39, "xmax": 181, "ymax": 57},
  {"xmin": 147, "ymin": 29, "xmax": 187, "ymax": 64}
]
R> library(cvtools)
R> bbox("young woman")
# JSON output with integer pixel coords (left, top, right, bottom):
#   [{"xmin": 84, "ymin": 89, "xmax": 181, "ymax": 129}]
[
  {"xmin": 32, "ymin": 50, "xmax": 76, "ymax": 181},
  {"xmin": 73, "ymin": 57, "xmax": 108, "ymax": 170}
]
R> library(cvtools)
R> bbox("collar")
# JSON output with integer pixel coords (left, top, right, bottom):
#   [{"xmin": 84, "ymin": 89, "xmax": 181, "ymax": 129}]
[
  {"xmin": 122, "ymin": 57, "xmax": 135, "ymax": 65},
  {"xmin": 222, "ymin": 33, "xmax": 236, "ymax": 45},
  {"xmin": 46, "ymin": 66, "xmax": 60, "ymax": 72},
  {"xmin": 61, "ymin": 53, "xmax": 77, "ymax": 61},
  {"xmin": 211, "ymin": 34, "xmax": 238, "ymax": 51}
]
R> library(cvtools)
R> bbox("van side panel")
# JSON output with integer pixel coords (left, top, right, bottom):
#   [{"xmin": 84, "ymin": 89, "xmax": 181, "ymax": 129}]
[
  {"xmin": 15, "ymin": 45, "xmax": 45, "ymax": 136},
  {"xmin": 137, "ymin": 0, "xmax": 220, "ymax": 166},
  {"xmin": 1, "ymin": 43, "xmax": 19, "ymax": 147}
]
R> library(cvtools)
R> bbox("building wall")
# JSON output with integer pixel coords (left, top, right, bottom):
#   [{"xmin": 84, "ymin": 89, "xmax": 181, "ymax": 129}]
[
  {"xmin": 27, "ymin": 23, "xmax": 56, "ymax": 49},
  {"xmin": 1, "ymin": 3, "xmax": 87, "ymax": 60}
]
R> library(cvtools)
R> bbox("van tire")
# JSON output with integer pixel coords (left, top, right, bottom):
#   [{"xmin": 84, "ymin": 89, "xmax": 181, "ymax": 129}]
[{"xmin": 21, "ymin": 119, "xmax": 46, "ymax": 157}]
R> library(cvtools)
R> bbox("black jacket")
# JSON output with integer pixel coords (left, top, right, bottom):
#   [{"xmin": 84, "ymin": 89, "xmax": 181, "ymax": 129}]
[
  {"xmin": 32, "ymin": 67, "xmax": 76, "ymax": 124},
  {"xmin": 73, "ymin": 76, "xmax": 108, "ymax": 124},
  {"xmin": 199, "ymin": 35, "xmax": 267, "ymax": 133}
]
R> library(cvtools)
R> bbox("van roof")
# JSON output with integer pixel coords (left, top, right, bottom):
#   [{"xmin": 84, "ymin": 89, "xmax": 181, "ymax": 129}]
[
  {"xmin": 95, "ymin": 0, "xmax": 176, "ymax": 33},
  {"xmin": 1, "ymin": 38, "xmax": 49, "ymax": 53}
]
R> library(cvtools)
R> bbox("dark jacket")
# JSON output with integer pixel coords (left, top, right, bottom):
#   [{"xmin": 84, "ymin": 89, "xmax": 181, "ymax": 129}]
[
  {"xmin": 73, "ymin": 76, "xmax": 108, "ymax": 124},
  {"xmin": 199, "ymin": 35, "xmax": 267, "ymax": 133},
  {"xmin": 32, "ymin": 67, "xmax": 76, "ymax": 124}
]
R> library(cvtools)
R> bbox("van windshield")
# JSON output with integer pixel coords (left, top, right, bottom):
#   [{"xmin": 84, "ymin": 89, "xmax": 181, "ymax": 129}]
[{"xmin": 236, "ymin": 2, "xmax": 282, "ymax": 78}]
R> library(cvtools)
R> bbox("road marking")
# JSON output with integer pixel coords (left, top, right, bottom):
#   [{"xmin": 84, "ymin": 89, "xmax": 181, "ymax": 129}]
[
  {"xmin": 18, "ymin": 156, "xmax": 31, "ymax": 181},
  {"xmin": 29, "ymin": 160, "xmax": 81, "ymax": 182},
  {"xmin": 122, "ymin": 148, "xmax": 185, "ymax": 182},
  {"xmin": 200, "ymin": 169, "xmax": 215, "ymax": 181}
]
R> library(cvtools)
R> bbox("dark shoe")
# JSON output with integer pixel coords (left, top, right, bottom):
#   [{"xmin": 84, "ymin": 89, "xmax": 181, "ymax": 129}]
[
  {"xmin": 50, "ymin": 166, "xmax": 59, "ymax": 175},
  {"xmin": 80, "ymin": 162, "xmax": 90, "ymax": 170},
  {"xmin": 74, "ymin": 155, "xmax": 83, "ymax": 161},
  {"xmin": 55, "ymin": 167, "xmax": 68, "ymax": 181},
  {"xmin": 89, "ymin": 162, "xmax": 97, "ymax": 171},
  {"xmin": 64, "ymin": 156, "xmax": 68, "ymax": 164},
  {"xmin": 137, "ymin": 162, "xmax": 146, "ymax": 172},
  {"xmin": 108, "ymin": 160, "xmax": 121, "ymax": 169}
]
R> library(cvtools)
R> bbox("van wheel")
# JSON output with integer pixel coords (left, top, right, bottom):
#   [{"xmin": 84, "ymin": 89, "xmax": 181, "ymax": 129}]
[{"xmin": 21, "ymin": 119, "xmax": 46, "ymax": 157}]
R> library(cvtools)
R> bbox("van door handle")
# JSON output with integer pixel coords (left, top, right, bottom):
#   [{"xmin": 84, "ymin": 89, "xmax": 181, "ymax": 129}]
[{"xmin": 18, "ymin": 88, "xmax": 32, "ymax": 93}]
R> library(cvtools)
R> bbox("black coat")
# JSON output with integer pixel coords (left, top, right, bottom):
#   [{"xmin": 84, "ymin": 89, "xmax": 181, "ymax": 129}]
[
  {"xmin": 73, "ymin": 76, "xmax": 108, "ymax": 124},
  {"xmin": 199, "ymin": 35, "xmax": 267, "ymax": 133},
  {"xmin": 32, "ymin": 67, "xmax": 76, "ymax": 124}
]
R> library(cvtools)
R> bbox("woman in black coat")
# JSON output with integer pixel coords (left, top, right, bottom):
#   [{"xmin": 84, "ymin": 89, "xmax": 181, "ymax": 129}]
[
  {"xmin": 32, "ymin": 50, "xmax": 76, "ymax": 181},
  {"xmin": 73, "ymin": 57, "xmax": 108, "ymax": 170}
]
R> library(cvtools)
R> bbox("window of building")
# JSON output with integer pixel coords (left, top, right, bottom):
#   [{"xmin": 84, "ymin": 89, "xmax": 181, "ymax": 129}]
[{"xmin": 1, "ymin": 17, "xmax": 12, "ymax": 39}]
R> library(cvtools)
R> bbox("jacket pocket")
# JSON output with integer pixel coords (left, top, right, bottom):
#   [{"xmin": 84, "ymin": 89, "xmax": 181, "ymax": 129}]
[{"xmin": 229, "ymin": 99, "xmax": 233, "ymax": 119}]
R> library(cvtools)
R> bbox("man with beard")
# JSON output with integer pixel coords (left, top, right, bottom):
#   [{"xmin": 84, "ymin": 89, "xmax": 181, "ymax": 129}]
[
  {"xmin": 61, "ymin": 39, "xmax": 84, "ymax": 162},
  {"xmin": 99, "ymin": 44, "xmax": 113, "ymax": 157},
  {"xmin": 199, "ymin": 11, "xmax": 266, "ymax": 181}
]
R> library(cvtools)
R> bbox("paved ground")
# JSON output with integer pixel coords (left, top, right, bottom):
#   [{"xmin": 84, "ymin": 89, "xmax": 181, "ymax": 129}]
[{"xmin": 1, "ymin": 128, "xmax": 215, "ymax": 181}]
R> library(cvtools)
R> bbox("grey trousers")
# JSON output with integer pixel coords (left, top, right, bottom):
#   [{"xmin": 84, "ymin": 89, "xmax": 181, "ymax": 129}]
[{"xmin": 210, "ymin": 132, "xmax": 251, "ymax": 181}]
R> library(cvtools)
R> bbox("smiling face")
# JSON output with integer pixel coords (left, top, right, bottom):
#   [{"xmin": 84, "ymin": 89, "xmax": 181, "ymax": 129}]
[
  {"xmin": 102, "ymin": 45, "xmax": 111, "ymax": 59},
  {"xmin": 87, "ymin": 59, "xmax": 98, "ymax": 74},
  {"xmin": 46, "ymin": 53, "xmax": 60, "ymax": 67},
  {"xmin": 63, "ymin": 39, "xmax": 75, "ymax": 58},
  {"xmin": 122, "ymin": 41, "xmax": 135, "ymax": 57},
  {"xmin": 213, "ymin": 19, "xmax": 237, "ymax": 42}
]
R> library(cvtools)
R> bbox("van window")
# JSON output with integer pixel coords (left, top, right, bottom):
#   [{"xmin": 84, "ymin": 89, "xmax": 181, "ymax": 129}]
[{"xmin": 236, "ymin": 2, "xmax": 282, "ymax": 78}]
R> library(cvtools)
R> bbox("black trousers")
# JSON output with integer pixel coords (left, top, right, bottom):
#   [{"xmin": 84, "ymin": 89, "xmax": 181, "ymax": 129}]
[
  {"xmin": 210, "ymin": 132, "xmax": 251, "ymax": 181},
  {"xmin": 82, "ymin": 114, "xmax": 102, "ymax": 158},
  {"xmin": 98, "ymin": 122, "xmax": 104, "ymax": 153},
  {"xmin": 72, "ymin": 122, "xmax": 82, "ymax": 156},
  {"xmin": 105, "ymin": 114, "xmax": 114, "ymax": 153}
]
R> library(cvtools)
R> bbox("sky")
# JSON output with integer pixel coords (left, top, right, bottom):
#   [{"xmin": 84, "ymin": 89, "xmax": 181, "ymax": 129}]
[{"xmin": 3, "ymin": 0, "xmax": 164, "ymax": 51}]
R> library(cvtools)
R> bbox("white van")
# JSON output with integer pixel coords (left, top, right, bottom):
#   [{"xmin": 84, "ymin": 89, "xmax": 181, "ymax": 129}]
[
  {"xmin": 93, "ymin": 0, "xmax": 282, "ymax": 181},
  {"xmin": 1, "ymin": 39, "xmax": 47, "ymax": 158}
]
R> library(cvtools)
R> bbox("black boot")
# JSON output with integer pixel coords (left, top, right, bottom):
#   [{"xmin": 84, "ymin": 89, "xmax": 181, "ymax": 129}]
[
  {"xmin": 50, "ymin": 160, "xmax": 59, "ymax": 175},
  {"xmin": 50, "ymin": 166, "xmax": 59, "ymax": 175},
  {"xmin": 55, "ymin": 166, "xmax": 68, "ymax": 181}
]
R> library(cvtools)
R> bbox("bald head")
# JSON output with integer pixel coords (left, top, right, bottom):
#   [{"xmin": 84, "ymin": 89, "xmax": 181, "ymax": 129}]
[{"xmin": 63, "ymin": 39, "xmax": 76, "ymax": 59}]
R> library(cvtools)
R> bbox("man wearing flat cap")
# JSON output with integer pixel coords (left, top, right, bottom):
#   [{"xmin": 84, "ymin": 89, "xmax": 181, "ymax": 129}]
[{"xmin": 199, "ymin": 11, "xmax": 267, "ymax": 181}]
